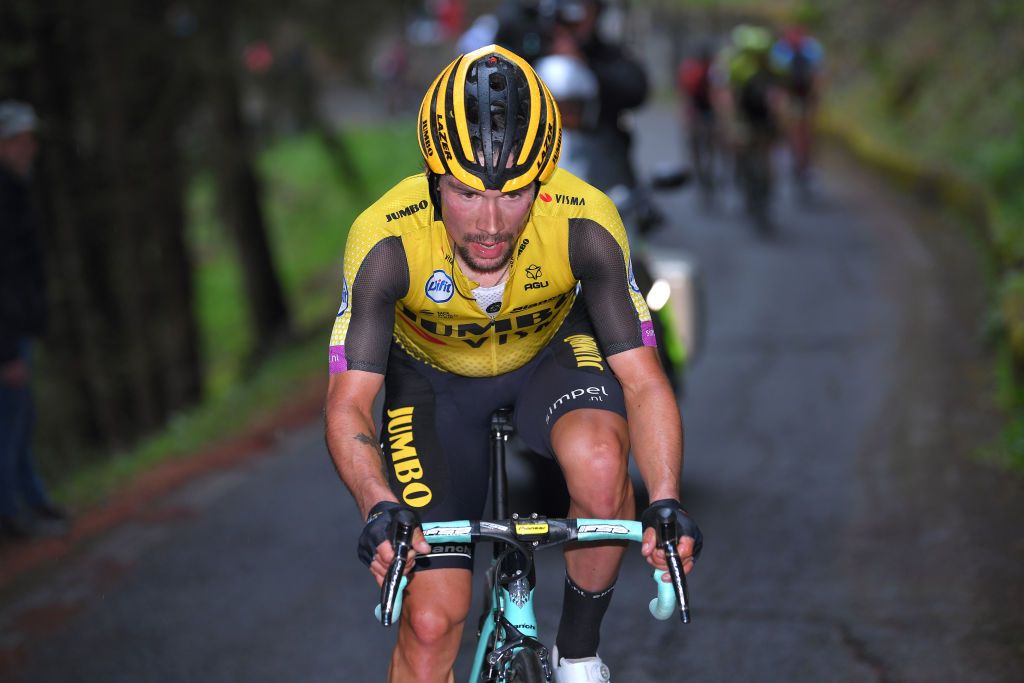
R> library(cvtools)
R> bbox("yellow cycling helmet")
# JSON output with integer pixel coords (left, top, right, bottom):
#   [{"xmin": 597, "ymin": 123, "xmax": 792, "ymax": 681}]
[{"xmin": 418, "ymin": 44, "xmax": 562, "ymax": 193}]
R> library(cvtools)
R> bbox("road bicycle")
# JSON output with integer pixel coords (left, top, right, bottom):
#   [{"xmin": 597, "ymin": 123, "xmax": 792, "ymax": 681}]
[{"xmin": 375, "ymin": 408, "xmax": 693, "ymax": 682}]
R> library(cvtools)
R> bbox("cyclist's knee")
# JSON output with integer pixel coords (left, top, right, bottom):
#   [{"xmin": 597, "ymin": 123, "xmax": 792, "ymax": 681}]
[
  {"xmin": 405, "ymin": 602, "xmax": 464, "ymax": 648},
  {"xmin": 401, "ymin": 570, "xmax": 471, "ymax": 649},
  {"xmin": 555, "ymin": 423, "xmax": 631, "ymax": 515},
  {"xmin": 554, "ymin": 421, "xmax": 627, "ymax": 475}
]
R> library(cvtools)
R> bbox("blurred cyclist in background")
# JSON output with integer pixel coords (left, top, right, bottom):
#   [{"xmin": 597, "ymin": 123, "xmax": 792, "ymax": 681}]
[
  {"xmin": 772, "ymin": 25, "xmax": 825, "ymax": 193},
  {"xmin": 716, "ymin": 24, "xmax": 785, "ymax": 230},
  {"xmin": 676, "ymin": 42, "xmax": 718, "ymax": 206}
]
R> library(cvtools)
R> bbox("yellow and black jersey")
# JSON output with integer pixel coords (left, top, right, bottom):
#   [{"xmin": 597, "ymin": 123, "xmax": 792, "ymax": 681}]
[{"xmin": 328, "ymin": 167, "xmax": 654, "ymax": 377}]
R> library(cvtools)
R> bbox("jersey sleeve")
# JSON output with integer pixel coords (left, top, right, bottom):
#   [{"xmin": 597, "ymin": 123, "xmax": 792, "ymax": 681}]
[
  {"xmin": 568, "ymin": 216, "xmax": 655, "ymax": 357},
  {"xmin": 329, "ymin": 234, "xmax": 410, "ymax": 374}
]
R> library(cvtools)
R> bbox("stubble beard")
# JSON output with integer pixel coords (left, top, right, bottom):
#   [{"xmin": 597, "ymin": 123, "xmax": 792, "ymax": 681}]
[{"xmin": 456, "ymin": 236, "xmax": 515, "ymax": 274}]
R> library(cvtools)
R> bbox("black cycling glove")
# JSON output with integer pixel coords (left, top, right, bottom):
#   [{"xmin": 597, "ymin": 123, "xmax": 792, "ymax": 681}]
[
  {"xmin": 641, "ymin": 499, "xmax": 703, "ymax": 561},
  {"xmin": 357, "ymin": 501, "xmax": 421, "ymax": 567}
]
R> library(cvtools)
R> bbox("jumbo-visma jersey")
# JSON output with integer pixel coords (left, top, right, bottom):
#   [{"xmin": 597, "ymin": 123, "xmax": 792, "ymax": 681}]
[{"xmin": 328, "ymin": 168, "xmax": 654, "ymax": 377}]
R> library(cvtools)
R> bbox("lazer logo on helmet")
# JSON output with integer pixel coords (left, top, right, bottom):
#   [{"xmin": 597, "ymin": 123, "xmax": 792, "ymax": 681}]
[
  {"xmin": 425, "ymin": 270, "xmax": 455, "ymax": 303},
  {"xmin": 536, "ymin": 122, "xmax": 555, "ymax": 170},
  {"xmin": 435, "ymin": 114, "xmax": 454, "ymax": 160}
]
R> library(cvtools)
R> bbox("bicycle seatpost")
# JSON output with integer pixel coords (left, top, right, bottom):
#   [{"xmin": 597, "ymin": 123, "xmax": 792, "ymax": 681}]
[
  {"xmin": 655, "ymin": 511, "xmax": 692, "ymax": 624},
  {"xmin": 490, "ymin": 408, "xmax": 515, "ymax": 562},
  {"xmin": 380, "ymin": 509, "xmax": 417, "ymax": 627},
  {"xmin": 489, "ymin": 408, "xmax": 515, "ymax": 520}
]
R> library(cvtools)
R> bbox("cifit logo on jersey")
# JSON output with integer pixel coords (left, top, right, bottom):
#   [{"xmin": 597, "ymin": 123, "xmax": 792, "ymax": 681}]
[{"xmin": 425, "ymin": 270, "xmax": 455, "ymax": 303}]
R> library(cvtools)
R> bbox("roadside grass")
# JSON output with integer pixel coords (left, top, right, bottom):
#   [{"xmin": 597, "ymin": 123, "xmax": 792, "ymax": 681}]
[
  {"xmin": 55, "ymin": 120, "xmax": 421, "ymax": 509},
  {"xmin": 819, "ymin": 21, "xmax": 1024, "ymax": 470}
]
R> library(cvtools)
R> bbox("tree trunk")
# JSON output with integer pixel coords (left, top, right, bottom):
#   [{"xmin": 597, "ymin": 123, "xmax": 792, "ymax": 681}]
[
  {"xmin": 3, "ymin": 0, "xmax": 203, "ymax": 463},
  {"xmin": 204, "ymin": 2, "xmax": 292, "ymax": 363}
]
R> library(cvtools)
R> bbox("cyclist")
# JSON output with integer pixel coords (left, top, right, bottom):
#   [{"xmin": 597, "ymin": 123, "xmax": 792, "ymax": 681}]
[
  {"xmin": 771, "ymin": 25, "xmax": 825, "ymax": 189},
  {"xmin": 324, "ymin": 44, "xmax": 701, "ymax": 683},
  {"xmin": 676, "ymin": 42, "xmax": 718, "ymax": 204},
  {"xmin": 718, "ymin": 24, "xmax": 784, "ymax": 228}
]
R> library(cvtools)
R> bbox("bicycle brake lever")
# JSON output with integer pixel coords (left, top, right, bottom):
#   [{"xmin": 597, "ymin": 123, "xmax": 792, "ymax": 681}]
[
  {"xmin": 380, "ymin": 519, "xmax": 414, "ymax": 627},
  {"xmin": 659, "ymin": 520, "xmax": 692, "ymax": 624}
]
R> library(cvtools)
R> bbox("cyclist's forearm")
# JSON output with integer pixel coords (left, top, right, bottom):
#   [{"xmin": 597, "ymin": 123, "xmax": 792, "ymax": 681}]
[
  {"xmin": 622, "ymin": 377, "xmax": 684, "ymax": 503},
  {"xmin": 325, "ymin": 383, "xmax": 395, "ymax": 518}
]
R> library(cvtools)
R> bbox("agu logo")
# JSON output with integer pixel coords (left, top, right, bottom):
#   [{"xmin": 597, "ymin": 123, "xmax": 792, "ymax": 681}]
[
  {"xmin": 523, "ymin": 263, "xmax": 549, "ymax": 291},
  {"xmin": 425, "ymin": 269, "xmax": 454, "ymax": 303}
]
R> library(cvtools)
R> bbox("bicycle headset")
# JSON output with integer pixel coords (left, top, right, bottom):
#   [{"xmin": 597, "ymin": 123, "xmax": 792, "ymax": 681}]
[{"xmin": 417, "ymin": 44, "xmax": 562, "ymax": 194}]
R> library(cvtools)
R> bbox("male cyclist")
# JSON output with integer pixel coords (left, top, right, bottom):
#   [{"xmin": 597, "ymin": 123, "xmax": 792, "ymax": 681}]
[
  {"xmin": 771, "ymin": 25, "xmax": 825, "ymax": 189},
  {"xmin": 677, "ymin": 42, "xmax": 719, "ymax": 205},
  {"xmin": 324, "ymin": 45, "xmax": 701, "ymax": 683},
  {"xmin": 718, "ymin": 25, "xmax": 784, "ymax": 228}
]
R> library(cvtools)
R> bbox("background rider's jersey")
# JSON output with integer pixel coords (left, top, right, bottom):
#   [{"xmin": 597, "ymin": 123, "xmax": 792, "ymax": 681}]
[{"xmin": 328, "ymin": 167, "xmax": 655, "ymax": 377}]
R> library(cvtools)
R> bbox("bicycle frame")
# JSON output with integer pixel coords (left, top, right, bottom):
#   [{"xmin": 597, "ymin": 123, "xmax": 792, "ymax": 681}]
[{"xmin": 375, "ymin": 409, "xmax": 690, "ymax": 682}]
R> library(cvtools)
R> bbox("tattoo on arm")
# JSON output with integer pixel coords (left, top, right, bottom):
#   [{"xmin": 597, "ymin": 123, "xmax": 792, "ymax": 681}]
[{"xmin": 354, "ymin": 432, "xmax": 388, "ymax": 477}]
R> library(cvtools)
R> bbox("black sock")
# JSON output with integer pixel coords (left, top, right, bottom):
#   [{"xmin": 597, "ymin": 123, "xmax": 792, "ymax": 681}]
[{"xmin": 555, "ymin": 574, "xmax": 615, "ymax": 659}]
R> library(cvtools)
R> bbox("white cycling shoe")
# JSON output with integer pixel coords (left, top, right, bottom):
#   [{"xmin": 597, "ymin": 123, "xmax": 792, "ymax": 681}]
[{"xmin": 551, "ymin": 646, "xmax": 611, "ymax": 682}]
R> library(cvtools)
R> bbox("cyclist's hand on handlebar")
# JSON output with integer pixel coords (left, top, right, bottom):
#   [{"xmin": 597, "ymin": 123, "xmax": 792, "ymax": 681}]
[
  {"xmin": 357, "ymin": 501, "xmax": 431, "ymax": 585},
  {"xmin": 640, "ymin": 499, "xmax": 703, "ymax": 580}
]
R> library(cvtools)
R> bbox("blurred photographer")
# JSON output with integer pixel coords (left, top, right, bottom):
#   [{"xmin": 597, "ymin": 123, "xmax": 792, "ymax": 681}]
[{"xmin": 545, "ymin": 0, "xmax": 648, "ymax": 190}]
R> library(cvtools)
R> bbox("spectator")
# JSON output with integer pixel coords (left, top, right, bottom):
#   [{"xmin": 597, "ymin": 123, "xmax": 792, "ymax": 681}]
[{"xmin": 0, "ymin": 101, "xmax": 67, "ymax": 541}]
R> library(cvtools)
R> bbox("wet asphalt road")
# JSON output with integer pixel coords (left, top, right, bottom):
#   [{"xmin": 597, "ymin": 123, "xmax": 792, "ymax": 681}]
[{"xmin": 2, "ymin": 106, "xmax": 1022, "ymax": 683}]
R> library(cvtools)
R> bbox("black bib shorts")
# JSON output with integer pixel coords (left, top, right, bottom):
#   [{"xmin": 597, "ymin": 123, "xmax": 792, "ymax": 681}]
[{"xmin": 379, "ymin": 306, "xmax": 627, "ymax": 571}]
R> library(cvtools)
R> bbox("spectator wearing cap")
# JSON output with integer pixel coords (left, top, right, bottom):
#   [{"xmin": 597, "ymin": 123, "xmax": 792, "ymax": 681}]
[{"xmin": 0, "ymin": 100, "xmax": 67, "ymax": 540}]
